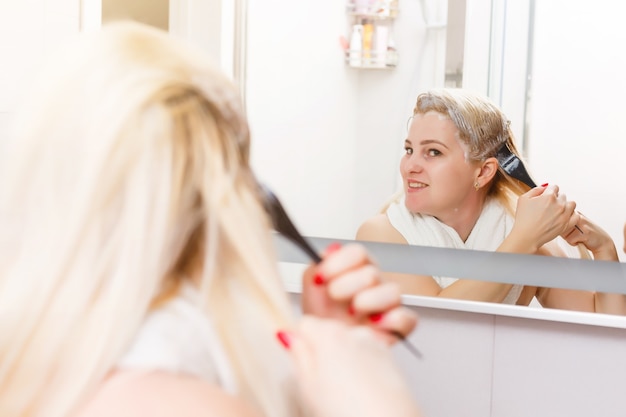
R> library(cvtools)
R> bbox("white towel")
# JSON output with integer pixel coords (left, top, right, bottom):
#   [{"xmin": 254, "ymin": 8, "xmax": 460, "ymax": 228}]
[{"xmin": 386, "ymin": 195, "xmax": 522, "ymax": 304}]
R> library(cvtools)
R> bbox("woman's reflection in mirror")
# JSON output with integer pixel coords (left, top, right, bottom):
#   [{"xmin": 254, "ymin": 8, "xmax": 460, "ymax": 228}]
[{"xmin": 356, "ymin": 88, "xmax": 626, "ymax": 315}]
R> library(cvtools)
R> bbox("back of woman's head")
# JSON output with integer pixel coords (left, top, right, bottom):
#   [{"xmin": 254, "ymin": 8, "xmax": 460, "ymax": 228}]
[
  {"xmin": 0, "ymin": 22, "xmax": 293, "ymax": 417},
  {"xmin": 413, "ymin": 88, "xmax": 529, "ymax": 207}
]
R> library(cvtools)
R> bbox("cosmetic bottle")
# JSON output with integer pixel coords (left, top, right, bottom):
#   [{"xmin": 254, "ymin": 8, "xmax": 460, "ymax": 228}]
[
  {"xmin": 374, "ymin": 24, "xmax": 389, "ymax": 68},
  {"xmin": 349, "ymin": 24, "xmax": 363, "ymax": 67},
  {"xmin": 362, "ymin": 21, "xmax": 374, "ymax": 66}
]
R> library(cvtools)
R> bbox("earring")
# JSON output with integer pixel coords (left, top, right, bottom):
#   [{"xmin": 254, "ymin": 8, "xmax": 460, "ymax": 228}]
[{"xmin": 474, "ymin": 181, "xmax": 480, "ymax": 191}]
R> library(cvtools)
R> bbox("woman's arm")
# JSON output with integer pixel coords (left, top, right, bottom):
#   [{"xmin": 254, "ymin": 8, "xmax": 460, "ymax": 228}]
[
  {"xmin": 535, "ymin": 237, "xmax": 626, "ymax": 315},
  {"xmin": 559, "ymin": 214, "xmax": 626, "ymax": 315},
  {"xmin": 356, "ymin": 214, "xmax": 516, "ymax": 303},
  {"xmin": 534, "ymin": 241, "xmax": 597, "ymax": 311}
]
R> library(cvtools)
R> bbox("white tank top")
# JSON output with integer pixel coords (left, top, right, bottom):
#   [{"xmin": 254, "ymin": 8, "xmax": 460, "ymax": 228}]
[{"xmin": 116, "ymin": 283, "xmax": 237, "ymax": 392}]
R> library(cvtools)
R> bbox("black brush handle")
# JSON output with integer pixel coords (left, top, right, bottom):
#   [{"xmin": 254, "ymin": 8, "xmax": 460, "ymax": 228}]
[
  {"xmin": 260, "ymin": 184, "xmax": 322, "ymax": 263},
  {"xmin": 495, "ymin": 144, "xmax": 583, "ymax": 234},
  {"xmin": 278, "ymin": 218, "xmax": 322, "ymax": 264},
  {"xmin": 495, "ymin": 146, "xmax": 537, "ymax": 188}
]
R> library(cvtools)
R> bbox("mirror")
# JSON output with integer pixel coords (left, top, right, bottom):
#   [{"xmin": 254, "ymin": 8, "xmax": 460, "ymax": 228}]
[
  {"xmin": 246, "ymin": 0, "xmax": 626, "ymax": 267},
  {"xmin": 81, "ymin": 0, "xmax": 626, "ymax": 311}
]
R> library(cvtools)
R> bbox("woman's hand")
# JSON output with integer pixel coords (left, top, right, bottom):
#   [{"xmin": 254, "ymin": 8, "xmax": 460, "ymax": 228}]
[
  {"xmin": 301, "ymin": 243, "xmax": 417, "ymax": 344},
  {"xmin": 509, "ymin": 185, "xmax": 579, "ymax": 252},
  {"xmin": 562, "ymin": 214, "xmax": 618, "ymax": 261},
  {"xmin": 279, "ymin": 316, "xmax": 422, "ymax": 417}
]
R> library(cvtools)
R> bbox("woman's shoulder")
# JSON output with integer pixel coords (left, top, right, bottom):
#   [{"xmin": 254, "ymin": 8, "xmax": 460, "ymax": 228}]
[
  {"xmin": 77, "ymin": 370, "xmax": 261, "ymax": 417},
  {"xmin": 356, "ymin": 213, "xmax": 407, "ymax": 244}
]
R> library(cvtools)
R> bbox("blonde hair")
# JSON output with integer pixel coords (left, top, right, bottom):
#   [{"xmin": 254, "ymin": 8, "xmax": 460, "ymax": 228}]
[
  {"xmin": 0, "ymin": 22, "xmax": 294, "ymax": 417},
  {"xmin": 412, "ymin": 88, "xmax": 529, "ymax": 214}
]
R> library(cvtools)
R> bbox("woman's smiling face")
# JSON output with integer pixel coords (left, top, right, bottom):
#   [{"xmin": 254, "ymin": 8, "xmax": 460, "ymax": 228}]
[{"xmin": 400, "ymin": 111, "xmax": 482, "ymax": 220}]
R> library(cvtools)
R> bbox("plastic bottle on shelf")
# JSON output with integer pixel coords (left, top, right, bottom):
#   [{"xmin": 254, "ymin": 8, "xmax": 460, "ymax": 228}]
[
  {"xmin": 385, "ymin": 30, "xmax": 398, "ymax": 67},
  {"xmin": 374, "ymin": 24, "xmax": 389, "ymax": 68},
  {"xmin": 362, "ymin": 21, "xmax": 374, "ymax": 66},
  {"xmin": 349, "ymin": 24, "xmax": 363, "ymax": 67}
]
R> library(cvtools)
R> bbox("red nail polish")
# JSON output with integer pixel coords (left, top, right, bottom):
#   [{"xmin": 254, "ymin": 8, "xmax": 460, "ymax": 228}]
[
  {"xmin": 326, "ymin": 242, "xmax": 342, "ymax": 254},
  {"xmin": 541, "ymin": 183, "xmax": 549, "ymax": 187},
  {"xmin": 369, "ymin": 313, "xmax": 384, "ymax": 323},
  {"xmin": 313, "ymin": 273, "xmax": 325, "ymax": 286},
  {"xmin": 348, "ymin": 305, "xmax": 355, "ymax": 316},
  {"xmin": 276, "ymin": 331, "xmax": 291, "ymax": 349}
]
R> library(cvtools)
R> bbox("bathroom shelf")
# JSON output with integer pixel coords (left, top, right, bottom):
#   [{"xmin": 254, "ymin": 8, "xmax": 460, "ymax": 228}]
[
  {"xmin": 346, "ymin": 0, "xmax": 399, "ymax": 18},
  {"xmin": 345, "ymin": 0, "xmax": 399, "ymax": 70},
  {"xmin": 345, "ymin": 49, "xmax": 398, "ymax": 69}
]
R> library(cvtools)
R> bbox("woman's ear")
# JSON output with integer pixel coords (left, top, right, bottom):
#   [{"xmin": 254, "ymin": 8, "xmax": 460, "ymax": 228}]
[{"xmin": 476, "ymin": 157, "xmax": 499, "ymax": 186}]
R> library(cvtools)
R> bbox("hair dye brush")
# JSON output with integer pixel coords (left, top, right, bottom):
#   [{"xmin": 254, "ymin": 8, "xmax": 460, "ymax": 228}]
[
  {"xmin": 258, "ymin": 182, "xmax": 422, "ymax": 359},
  {"xmin": 495, "ymin": 143, "xmax": 583, "ymax": 234},
  {"xmin": 495, "ymin": 143, "xmax": 537, "ymax": 188}
]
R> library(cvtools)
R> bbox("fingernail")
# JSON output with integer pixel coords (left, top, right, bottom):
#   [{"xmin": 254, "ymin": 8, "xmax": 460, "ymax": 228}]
[
  {"xmin": 541, "ymin": 183, "xmax": 549, "ymax": 187},
  {"xmin": 348, "ymin": 305, "xmax": 355, "ymax": 316},
  {"xmin": 276, "ymin": 331, "xmax": 291, "ymax": 349},
  {"xmin": 326, "ymin": 242, "xmax": 342, "ymax": 255},
  {"xmin": 313, "ymin": 273, "xmax": 325, "ymax": 286},
  {"xmin": 369, "ymin": 312, "xmax": 384, "ymax": 323}
]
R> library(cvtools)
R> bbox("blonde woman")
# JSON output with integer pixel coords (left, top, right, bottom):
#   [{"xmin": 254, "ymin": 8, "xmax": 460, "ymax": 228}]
[
  {"xmin": 0, "ymin": 22, "xmax": 420, "ymax": 417},
  {"xmin": 357, "ymin": 88, "xmax": 624, "ymax": 313}
]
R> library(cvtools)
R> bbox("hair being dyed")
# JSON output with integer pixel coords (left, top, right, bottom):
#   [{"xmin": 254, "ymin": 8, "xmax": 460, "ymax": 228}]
[
  {"xmin": 413, "ymin": 88, "xmax": 530, "ymax": 213},
  {"xmin": 0, "ymin": 22, "xmax": 295, "ymax": 417}
]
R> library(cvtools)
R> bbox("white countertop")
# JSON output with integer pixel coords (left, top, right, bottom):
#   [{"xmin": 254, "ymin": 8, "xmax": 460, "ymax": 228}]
[{"xmin": 399, "ymin": 292, "xmax": 626, "ymax": 329}]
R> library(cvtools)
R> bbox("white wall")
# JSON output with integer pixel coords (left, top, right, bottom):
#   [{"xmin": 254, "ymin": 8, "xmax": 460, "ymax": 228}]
[
  {"xmin": 0, "ymin": 0, "xmax": 80, "ymax": 146},
  {"xmin": 246, "ymin": 0, "xmax": 358, "ymax": 239},
  {"xmin": 247, "ymin": 0, "xmax": 449, "ymax": 239},
  {"xmin": 528, "ymin": 0, "xmax": 626, "ymax": 260}
]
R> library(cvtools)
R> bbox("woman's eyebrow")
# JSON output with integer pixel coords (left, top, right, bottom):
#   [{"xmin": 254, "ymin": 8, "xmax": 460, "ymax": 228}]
[{"xmin": 419, "ymin": 139, "xmax": 449, "ymax": 149}]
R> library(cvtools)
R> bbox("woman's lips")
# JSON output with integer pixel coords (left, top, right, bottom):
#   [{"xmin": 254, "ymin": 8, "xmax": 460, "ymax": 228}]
[{"xmin": 407, "ymin": 180, "xmax": 428, "ymax": 191}]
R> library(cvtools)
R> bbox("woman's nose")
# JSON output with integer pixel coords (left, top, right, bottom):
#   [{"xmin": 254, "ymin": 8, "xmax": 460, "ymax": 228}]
[{"xmin": 404, "ymin": 154, "xmax": 424, "ymax": 173}]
